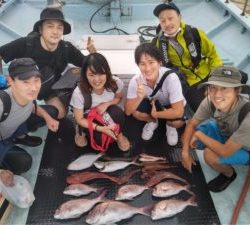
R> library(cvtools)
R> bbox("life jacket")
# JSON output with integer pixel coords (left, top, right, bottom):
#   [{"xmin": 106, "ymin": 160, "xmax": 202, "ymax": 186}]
[
  {"xmin": 152, "ymin": 24, "xmax": 202, "ymax": 69},
  {"xmin": 154, "ymin": 24, "xmax": 201, "ymax": 70}
]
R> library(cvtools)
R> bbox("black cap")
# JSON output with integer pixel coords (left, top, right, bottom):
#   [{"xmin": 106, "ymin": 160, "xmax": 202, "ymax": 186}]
[
  {"xmin": 8, "ymin": 58, "xmax": 41, "ymax": 80},
  {"xmin": 153, "ymin": 2, "xmax": 180, "ymax": 17},
  {"xmin": 33, "ymin": 7, "xmax": 71, "ymax": 35}
]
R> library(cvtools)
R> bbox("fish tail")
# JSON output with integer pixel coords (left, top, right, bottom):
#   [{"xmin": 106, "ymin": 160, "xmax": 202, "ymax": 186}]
[
  {"xmin": 140, "ymin": 204, "xmax": 153, "ymax": 216},
  {"xmin": 188, "ymin": 196, "xmax": 198, "ymax": 206},
  {"xmin": 97, "ymin": 189, "xmax": 107, "ymax": 202}
]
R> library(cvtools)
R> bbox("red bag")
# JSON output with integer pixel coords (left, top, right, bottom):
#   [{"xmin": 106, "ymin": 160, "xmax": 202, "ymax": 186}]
[{"xmin": 87, "ymin": 107, "xmax": 120, "ymax": 152}]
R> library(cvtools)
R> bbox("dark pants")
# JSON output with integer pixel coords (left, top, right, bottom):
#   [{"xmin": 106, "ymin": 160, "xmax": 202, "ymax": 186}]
[
  {"xmin": 0, "ymin": 123, "xmax": 32, "ymax": 174},
  {"xmin": 185, "ymin": 84, "xmax": 206, "ymax": 112},
  {"xmin": 0, "ymin": 104, "xmax": 58, "ymax": 174},
  {"xmin": 26, "ymin": 104, "xmax": 59, "ymax": 132}
]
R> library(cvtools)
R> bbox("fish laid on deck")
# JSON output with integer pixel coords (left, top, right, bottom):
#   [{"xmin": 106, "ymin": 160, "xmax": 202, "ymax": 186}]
[
  {"xmin": 139, "ymin": 153, "xmax": 167, "ymax": 162},
  {"xmin": 54, "ymin": 190, "xmax": 106, "ymax": 219},
  {"xmin": 86, "ymin": 201, "xmax": 152, "ymax": 225},
  {"xmin": 67, "ymin": 153, "xmax": 103, "ymax": 171},
  {"xmin": 66, "ymin": 171, "xmax": 120, "ymax": 184},
  {"xmin": 152, "ymin": 181, "xmax": 194, "ymax": 198},
  {"xmin": 145, "ymin": 171, "xmax": 188, "ymax": 187},
  {"xmin": 94, "ymin": 159, "xmax": 140, "ymax": 173},
  {"xmin": 115, "ymin": 184, "xmax": 149, "ymax": 200},
  {"xmin": 63, "ymin": 183, "xmax": 103, "ymax": 197},
  {"xmin": 151, "ymin": 196, "xmax": 197, "ymax": 220}
]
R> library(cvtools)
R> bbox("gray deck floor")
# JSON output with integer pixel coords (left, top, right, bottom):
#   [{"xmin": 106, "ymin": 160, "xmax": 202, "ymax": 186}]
[{"xmin": 4, "ymin": 125, "xmax": 250, "ymax": 225}]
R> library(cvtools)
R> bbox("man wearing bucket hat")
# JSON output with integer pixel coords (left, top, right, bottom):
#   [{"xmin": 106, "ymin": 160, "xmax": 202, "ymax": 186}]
[
  {"xmin": 0, "ymin": 7, "xmax": 96, "ymax": 123},
  {"xmin": 0, "ymin": 58, "xmax": 59, "ymax": 175},
  {"xmin": 181, "ymin": 65, "xmax": 250, "ymax": 192},
  {"xmin": 152, "ymin": 1, "xmax": 222, "ymax": 112}
]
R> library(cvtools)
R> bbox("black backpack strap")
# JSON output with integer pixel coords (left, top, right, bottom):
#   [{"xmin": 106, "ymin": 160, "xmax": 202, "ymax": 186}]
[
  {"xmin": 158, "ymin": 37, "xmax": 172, "ymax": 68},
  {"xmin": 150, "ymin": 69, "xmax": 174, "ymax": 98},
  {"xmin": 0, "ymin": 90, "xmax": 11, "ymax": 123},
  {"xmin": 238, "ymin": 102, "xmax": 250, "ymax": 125},
  {"xmin": 83, "ymin": 92, "xmax": 92, "ymax": 110},
  {"xmin": 77, "ymin": 83, "xmax": 92, "ymax": 110},
  {"xmin": 183, "ymin": 24, "xmax": 201, "ymax": 69}
]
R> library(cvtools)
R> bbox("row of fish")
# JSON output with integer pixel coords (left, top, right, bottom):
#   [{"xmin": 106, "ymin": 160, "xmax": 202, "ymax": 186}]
[
  {"xmin": 55, "ymin": 191, "xmax": 196, "ymax": 224},
  {"xmin": 63, "ymin": 180, "xmax": 193, "ymax": 201},
  {"xmin": 67, "ymin": 152, "xmax": 167, "ymax": 172}
]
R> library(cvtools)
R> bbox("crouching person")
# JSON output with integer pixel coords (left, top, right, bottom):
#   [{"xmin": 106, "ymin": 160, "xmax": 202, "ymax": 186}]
[
  {"xmin": 70, "ymin": 53, "xmax": 130, "ymax": 152},
  {"xmin": 0, "ymin": 58, "xmax": 59, "ymax": 174},
  {"xmin": 125, "ymin": 43, "xmax": 186, "ymax": 146},
  {"xmin": 182, "ymin": 66, "xmax": 250, "ymax": 192}
]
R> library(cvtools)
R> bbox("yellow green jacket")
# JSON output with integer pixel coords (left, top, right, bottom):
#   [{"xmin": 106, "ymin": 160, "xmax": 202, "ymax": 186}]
[{"xmin": 154, "ymin": 22, "xmax": 223, "ymax": 86}]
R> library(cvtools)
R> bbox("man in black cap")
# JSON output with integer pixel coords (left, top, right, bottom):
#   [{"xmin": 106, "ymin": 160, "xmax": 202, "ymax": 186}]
[
  {"xmin": 0, "ymin": 58, "xmax": 59, "ymax": 175},
  {"xmin": 152, "ymin": 1, "xmax": 222, "ymax": 112},
  {"xmin": 0, "ymin": 7, "xmax": 95, "ymax": 123}
]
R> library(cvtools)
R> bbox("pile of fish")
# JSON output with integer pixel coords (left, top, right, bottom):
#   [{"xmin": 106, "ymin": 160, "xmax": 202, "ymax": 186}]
[{"xmin": 53, "ymin": 152, "xmax": 197, "ymax": 224}]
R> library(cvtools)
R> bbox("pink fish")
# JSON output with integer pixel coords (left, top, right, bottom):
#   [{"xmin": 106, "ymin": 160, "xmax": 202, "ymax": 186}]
[{"xmin": 151, "ymin": 196, "xmax": 197, "ymax": 220}]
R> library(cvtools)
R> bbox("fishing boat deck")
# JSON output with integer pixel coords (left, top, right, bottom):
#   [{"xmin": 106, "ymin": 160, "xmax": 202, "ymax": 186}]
[{"xmin": 0, "ymin": 0, "xmax": 250, "ymax": 224}]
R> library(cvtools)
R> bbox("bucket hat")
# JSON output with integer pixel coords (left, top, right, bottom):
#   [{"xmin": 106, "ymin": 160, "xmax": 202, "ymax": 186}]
[
  {"xmin": 9, "ymin": 58, "xmax": 41, "ymax": 80},
  {"xmin": 199, "ymin": 66, "xmax": 249, "ymax": 88},
  {"xmin": 153, "ymin": 2, "xmax": 180, "ymax": 17},
  {"xmin": 33, "ymin": 7, "xmax": 71, "ymax": 35}
]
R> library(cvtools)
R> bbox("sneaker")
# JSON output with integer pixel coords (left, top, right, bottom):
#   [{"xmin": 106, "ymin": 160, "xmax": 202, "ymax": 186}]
[
  {"xmin": 13, "ymin": 134, "xmax": 42, "ymax": 147},
  {"xmin": 207, "ymin": 169, "xmax": 237, "ymax": 192},
  {"xmin": 142, "ymin": 121, "xmax": 158, "ymax": 141},
  {"xmin": 166, "ymin": 124, "xmax": 178, "ymax": 146}
]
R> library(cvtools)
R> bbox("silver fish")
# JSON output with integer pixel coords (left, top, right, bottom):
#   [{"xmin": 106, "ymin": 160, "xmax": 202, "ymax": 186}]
[
  {"xmin": 115, "ymin": 184, "xmax": 149, "ymax": 200},
  {"xmin": 151, "ymin": 196, "xmax": 197, "ymax": 220},
  {"xmin": 54, "ymin": 191, "xmax": 106, "ymax": 219},
  {"xmin": 63, "ymin": 184, "xmax": 102, "ymax": 197},
  {"xmin": 152, "ymin": 181, "xmax": 194, "ymax": 198},
  {"xmin": 86, "ymin": 201, "xmax": 151, "ymax": 225},
  {"xmin": 94, "ymin": 159, "xmax": 140, "ymax": 173},
  {"xmin": 67, "ymin": 153, "xmax": 103, "ymax": 171}
]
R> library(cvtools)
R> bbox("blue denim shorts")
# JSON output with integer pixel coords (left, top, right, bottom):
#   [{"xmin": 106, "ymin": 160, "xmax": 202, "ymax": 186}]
[{"xmin": 196, "ymin": 119, "xmax": 250, "ymax": 165}]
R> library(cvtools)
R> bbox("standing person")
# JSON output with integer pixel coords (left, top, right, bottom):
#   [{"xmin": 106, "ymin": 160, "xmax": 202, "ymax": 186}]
[
  {"xmin": 152, "ymin": 2, "xmax": 223, "ymax": 112},
  {"xmin": 181, "ymin": 66, "xmax": 250, "ymax": 192},
  {"xmin": 0, "ymin": 7, "xmax": 96, "ymax": 120},
  {"xmin": 70, "ymin": 53, "xmax": 130, "ymax": 152},
  {"xmin": 0, "ymin": 58, "xmax": 59, "ymax": 174},
  {"xmin": 125, "ymin": 43, "xmax": 186, "ymax": 146}
]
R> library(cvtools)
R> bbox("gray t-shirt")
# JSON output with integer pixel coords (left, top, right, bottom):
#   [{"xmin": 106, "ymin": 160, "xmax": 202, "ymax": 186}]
[
  {"xmin": 0, "ymin": 89, "xmax": 33, "ymax": 140},
  {"xmin": 127, "ymin": 67, "xmax": 186, "ymax": 106},
  {"xmin": 70, "ymin": 76, "xmax": 124, "ymax": 110},
  {"xmin": 194, "ymin": 96, "xmax": 250, "ymax": 150}
]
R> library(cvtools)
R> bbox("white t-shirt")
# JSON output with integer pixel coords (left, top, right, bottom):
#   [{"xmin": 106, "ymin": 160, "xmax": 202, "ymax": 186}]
[
  {"xmin": 127, "ymin": 67, "xmax": 186, "ymax": 106},
  {"xmin": 70, "ymin": 76, "xmax": 124, "ymax": 110}
]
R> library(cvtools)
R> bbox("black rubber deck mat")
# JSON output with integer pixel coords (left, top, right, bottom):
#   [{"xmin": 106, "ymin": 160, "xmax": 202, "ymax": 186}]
[{"xmin": 26, "ymin": 117, "xmax": 221, "ymax": 225}]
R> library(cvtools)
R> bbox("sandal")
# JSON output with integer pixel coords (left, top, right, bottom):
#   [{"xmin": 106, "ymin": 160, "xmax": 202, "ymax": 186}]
[
  {"xmin": 74, "ymin": 125, "xmax": 88, "ymax": 147},
  {"xmin": 74, "ymin": 133, "xmax": 88, "ymax": 147},
  {"xmin": 117, "ymin": 134, "xmax": 131, "ymax": 151}
]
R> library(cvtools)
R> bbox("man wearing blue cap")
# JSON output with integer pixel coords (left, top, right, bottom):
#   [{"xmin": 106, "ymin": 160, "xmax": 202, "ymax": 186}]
[
  {"xmin": 152, "ymin": 1, "xmax": 223, "ymax": 112},
  {"xmin": 182, "ymin": 65, "xmax": 250, "ymax": 192},
  {"xmin": 0, "ymin": 58, "xmax": 59, "ymax": 175}
]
